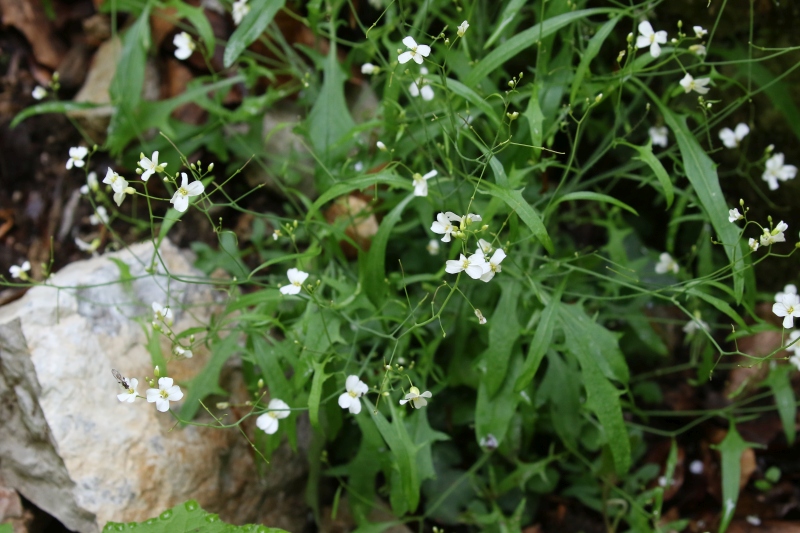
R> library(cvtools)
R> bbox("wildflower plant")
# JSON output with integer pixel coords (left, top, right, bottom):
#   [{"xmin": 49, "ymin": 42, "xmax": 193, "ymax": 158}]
[{"xmin": 9, "ymin": 0, "xmax": 800, "ymax": 531}]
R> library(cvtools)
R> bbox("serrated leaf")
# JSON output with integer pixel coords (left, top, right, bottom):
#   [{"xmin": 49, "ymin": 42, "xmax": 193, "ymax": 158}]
[
  {"xmin": 223, "ymin": 0, "xmax": 286, "ymax": 68},
  {"xmin": 544, "ymin": 191, "xmax": 639, "ymax": 218},
  {"xmin": 178, "ymin": 333, "xmax": 239, "ymax": 421},
  {"xmin": 627, "ymin": 142, "xmax": 674, "ymax": 209},
  {"xmin": 480, "ymin": 184, "xmax": 553, "ymax": 254}
]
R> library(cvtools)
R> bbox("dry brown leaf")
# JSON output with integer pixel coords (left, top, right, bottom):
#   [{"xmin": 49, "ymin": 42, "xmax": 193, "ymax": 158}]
[{"xmin": 0, "ymin": 0, "xmax": 66, "ymax": 68}]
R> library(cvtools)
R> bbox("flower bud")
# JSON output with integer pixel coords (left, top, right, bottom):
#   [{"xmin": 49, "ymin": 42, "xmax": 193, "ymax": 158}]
[
  {"xmin": 216, "ymin": 402, "xmax": 229, "ymax": 409},
  {"xmin": 594, "ymin": 93, "xmax": 603, "ymax": 103},
  {"xmin": 257, "ymin": 378, "xmax": 264, "ymax": 389},
  {"xmin": 154, "ymin": 365, "xmax": 161, "ymax": 378},
  {"xmin": 208, "ymin": 162, "xmax": 214, "ymax": 172}
]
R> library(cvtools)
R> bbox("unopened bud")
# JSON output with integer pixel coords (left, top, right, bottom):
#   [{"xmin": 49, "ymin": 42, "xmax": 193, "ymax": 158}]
[
  {"xmin": 257, "ymin": 378, "xmax": 264, "ymax": 389},
  {"xmin": 154, "ymin": 365, "xmax": 161, "ymax": 378},
  {"xmin": 678, "ymin": 20, "xmax": 683, "ymax": 29},
  {"xmin": 216, "ymin": 402, "xmax": 229, "ymax": 409},
  {"xmin": 208, "ymin": 162, "xmax": 214, "ymax": 172},
  {"xmin": 594, "ymin": 93, "xmax": 603, "ymax": 103},
  {"xmin": 626, "ymin": 32, "xmax": 633, "ymax": 43}
]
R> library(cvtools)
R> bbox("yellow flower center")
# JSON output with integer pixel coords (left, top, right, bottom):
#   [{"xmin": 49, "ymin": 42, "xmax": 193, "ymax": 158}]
[
  {"xmin": 178, "ymin": 187, "xmax": 188, "ymax": 196},
  {"xmin": 159, "ymin": 389, "xmax": 170, "ymax": 399},
  {"xmin": 349, "ymin": 391, "xmax": 358, "ymax": 398}
]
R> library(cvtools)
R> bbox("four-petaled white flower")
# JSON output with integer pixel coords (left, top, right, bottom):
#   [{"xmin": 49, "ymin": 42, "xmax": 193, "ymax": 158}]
[
  {"xmin": 426, "ymin": 239, "xmax": 440, "ymax": 255},
  {"xmin": 232, "ymin": 0, "xmax": 250, "ymax": 25},
  {"xmin": 103, "ymin": 167, "xmax": 131, "ymax": 206},
  {"xmin": 400, "ymin": 386, "xmax": 432, "ymax": 408},
  {"xmin": 693, "ymin": 26, "xmax": 707, "ymax": 38},
  {"xmin": 719, "ymin": 123, "xmax": 749, "ymax": 149},
  {"xmin": 759, "ymin": 220, "xmax": 788, "ymax": 247},
  {"xmin": 474, "ymin": 308, "xmax": 487, "ymax": 325},
  {"xmin": 117, "ymin": 377, "xmax": 139, "ymax": 403},
  {"xmin": 773, "ymin": 293, "xmax": 800, "ymax": 329},
  {"xmin": 9, "ymin": 261, "xmax": 30, "ymax": 279},
  {"xmin": 146, "ymin": 377, "xmax": 184, "ymax": 412},
  {"xmin": 655, "ymin": 252, "xmax": 679, "ymax": 274},
  {"xmin": 173, "ymin": 32, "xmax": 196, "ymax": 60},
  {"xmin": 338, "ymin": 375, "xmax": 369, "ymax": 414},
  {"xmin": 689, "ymin": 44, "xmax": 707, "ymax": 57},
  {"xmin": 138, "ymin": 151, "xmax": 167, "ymax": 182},
  {"xmin": 748, "ymin": 238, "xmax": 759, "ymax": 252},
  {"xmin": 479, "ymin": 248, "xmax": 506, "ymax": 282},
  {"xmin": 649, "ymin": 126, "xmax": 668, "ymax": 148},
  {"xmin": 445, "ymin": 253, "xmax": 488, "ymax": 279},
  {"xmin": 636, "ymin": 21, "xmax": 668, "ymax": 58},
  {"xmin": 174, "ymin": 346, "xmax": 193, "ymax": 359},
  {"xmin": 89, "ymin": 206, "xmax": 109, "ymax": 226},
  {"xmin": 683, "ymin": 311, "xmax": 709, "ymax": 335},
  {"xmin": 32, "ymin": 86, "xmax": 47, "ymax": 100},
  {"xmin": 66, "ymin": 146, "xmax": 88, "ymax": 170},
  {"xmin": 728, "ymin": 208, "xmax": 743, "ymax": 223},
  {"xmin": 431, "ymin": 212, "xmax": 461, "ymax": 242},
  {"xmin": 477, "ymin": 239, "xmax": 493, "ymax": 255},
  {"xmin": 762, "ymin": 153, "xmax": 797, "ymax": 191},
  {"xmin": 280, "ymin": 268, "xmax": 308, "ymax": 295},
  {"xmin": 256, "ymin": 398, "xmax": 290, "ymax": 434},
  {"xmin": 80, "ymin": 171, "xmax": 99, "ymax": 195},
  {"xmin": 409, "ymin": 66, "xmax": 434, "ymax": 101},
  {"xmin": 412, "ymin": 169, "xmax": 437, "ymax": 196},
  {"xmin": 170, "ymin": 172, "xmax": 205, "ymax": 212},
  {"xmin": 775, "ymin": 284, "xmax": 797, "ymax": 303},
  {"xmin": 361, "ymin": 63, "xmax": 378, "ymax": 75},
  {"xmin": 679, "ymin": 73, "xmax": 710, "ymax": 95},
  {"xmin": 457, "ymin": 21, "xmax": 469, "ymax": 38},
  {"xmin": 398, "ymin": 36, "xmax": 431, "ymax": 65},
  {"xmin": 152, "ymin": 302, "xmax": 174, "ymax": 325}
]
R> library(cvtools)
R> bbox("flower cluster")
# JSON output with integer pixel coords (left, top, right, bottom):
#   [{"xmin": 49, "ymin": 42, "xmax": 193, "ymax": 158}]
[
  {"xmin": 256, "ymin": 398, "xmax": 290, "ymax": 434},
  {"xmin": 115, "ymin": 369, "xmax": 184, "ymax": 413}
]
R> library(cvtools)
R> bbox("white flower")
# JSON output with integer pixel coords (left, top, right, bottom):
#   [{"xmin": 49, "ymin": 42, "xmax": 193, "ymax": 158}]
[
  {"xmin": 80, "ymin": 171, "xmax": 99, "ymax": 194},
  {"xmin": 173, "ymin": 32, "xmax": 195, "ymax": 60},
  {"xmin": 785, "ymin": 329, "xmax": 800, "ymax": 355},
  {"xmin": 762, "ymin": 153, "xmax": 797, "ymax": 191},
  {"xmin": 479, "ymin": 249, "xmax": 506, "ymax": 282},
  {"xmin": 354, "ymin": 161, "xmax": 364, "ymax": 172},
  {"xmin": 745, "ymin": 516, "xmax": 761, "ymax": 527},
  {"xmin": 232, "ymin": 0, "xmax": 250, "ymax": 25},
  {"xmin": 760, "ymin": 221, "xmax": 788, "ymax": 247},
  {"xmin": 66, "ymin": 146, "xmax": 88, "ymax": 170},
  {"xmin": 683, "ymin": 311, "xmax": 709, "ymax": 335},
  {"xmin": 138, "ymin": 151, "xmax": 167, "ymax": 182},
  {"xmin": 457, "ymin": 20, "xmax": 469, "ymax": 37},
  {"xmin": 693, "ymin": 26, "xmax": 708, "ymax": 38},
  {"xmin": 256, "ymin": 398, "xmax": 290, "ymax": 434},
  {"xmin": 280, "ymin": 268, "xmax": 308, "ymax": 295},
  {"xmin": 9, "ymin": 261, "xmax": 31, "ymax": 279},
  {"xmin": 655, "ymin": 252, "xmax": 679, "ymax": 274},
  {"xmin": 748, "ymin": 238, "xmax": 760, "ymax": 252},
  {"xmin": 32, "ymin": 85, "xmax": 47, "ymax": 100},
  {"xmin": 412, "ymin": 169, "xmax": 437, "ymax": 196},
  {"xmin": 174, "ymin": 346, "xmax": 193, "ymax": 359},
  {"xmin": 376, "ymin": 141, "xmax": 387, "ymax": 151},
  {"xmin": 152, "ymin": 302, "xmax": 174, "ymax": 325},
  {"xmin": 728, "ymin": 208, "xmax": 743, "ymax": 223},
  {"xmin": 146, "ymin": 377, "xmax": 184, "ymax": 412},
  {"xmin": 103, "ymin": 167, "xmax": 131, "ymax": 206},
  {"xmin": 272, "ymin": 229, "xmax": 281, "ymax": 241},
  {"xmin": 170, "ymin": 172, "xmax": 204, "ymax": 212},
  {"xmin": 399, "ymin": 386, "xmax": 432, "ymax": 408},
  {"xmin": 75, "ymin": 236, "xmax": 100, "ymax": 254},
  {"xmin": 689, "ymin": 460, "xmax": 704, "ymax": 474},
  {"xmin": 689, "ymin": 44, "xmax": 707, "ymax": 57},
  {"xmin": 776, "ymin": 284, "xmax": 798, "ymax": 303},
  {"xmin": 773, "ymin": 293, "xmax": 800, "ymax": 329},
  {"xmin": 409, "ymin": 66, "xmax": 434, "ymax": 101},
  {"xmin": 636, "ymin": 21, "xmax": 667, "ymax": 58},
  {"xmin": 337, "ymin": 375, "xmax": 369, "ymax": 414},
  {"xmin": 89, "ymin": 206, "xmax": 108, "ymax": 226},
  {"xmin": 430, "ymin": 211, "xmax": 461, "ymax": 242},
  {"xmin": 679, "ymin": 73, "xmax": 710, "ymax": 95},
  {"xmin": 477, "ymin": 239, "xmax": 493, "ymax": 255},
  {"xmin": 398, "ymin": 36, "xmax": 431, "ymax": 65},
  {"xmin": 459, "ymin": 213, "xmax": 482, "ymax": 226},
  {"xmin": 361, "ymin": 63, "xmax": 378, "ymax": 75},
  {"xmin": 719, "ymin": 123, "xmax": 749, "ymax": 149},
  {"xmin": 117, "ymin": 377, "xmax": 139, "ymax": 403},
  {"xmin": 445, "ymin": 253, "xmax": 489, "ymax": 279},
  {"xmin": 474, "ymin": 308, "xmax": 487, "ymax": 325},
  {"xmin": 649, "ymin": 126, "xmax": 668, "ymax": 148},
  {"xmin": 426, "ymin": 239, "xmax": 440, "ymax": 255}
]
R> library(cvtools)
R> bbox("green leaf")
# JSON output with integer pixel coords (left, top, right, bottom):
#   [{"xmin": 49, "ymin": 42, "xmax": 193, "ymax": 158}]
[
  {"xmin": 763, "ymin": 364, "xmax": 796, "ymax": 445},
  {"xmin": 570, "ymin": 16, "xmax": 620, "ymax": 103},
  {"xmin": 306, "ymin": 172, "xmax": 409, "ymax": 221},
  {"xmin": 476, "ymin": 354, "xmax": 523, "ymax": 447},
  {"xmin": 444, "ymin": 78, "xmax": 501, "ymax": 127},
  {"xmin": 713, "ymin": 422, "xmax": 752, "ymax": 533},
  {"xmin": 686, "ymin": 287, "xmax": 746, "ymax": 329},
  {"xmin": 515, "ymin": 285, "xmax": 561, "ymax": 392},
  {"xmin": 308, "ymin": 359, "xmax": 331, "ymax": 430},
  {"xmin": 178, "ymin": 333, "xmax": 239, "ymax": 421},
  {"xmin": 544, "ymin": 191, "xmax": 639, "ymax": 219},
  {"xmin": 251, "ymin": 337, "xmax": 292, "ymax": 400},
  {"xmin": 559, "ymin": 305, "xmax": 629, "ymax": 384},
  {"xmin": 481, "ymin": 280, "xmax": 521, "ymax": 397},
  {"xmin": 480, "ymin": 184, "xmax": 553, "ymax": 254},
  {"xmin": 523, "ymin": 81, "xmax": 545, "ymax": 161},
  {"xmin": 110, "ymin": 7, "xmax": 151, "ymax": 112},
  {"xmin": 627, "ymin": 142, "xmax": 674, "ymax": 209},
  {"xmin": 167, "ymin": 0, "xmax": 215, "ymax": 54},
  {"xmin": 102, "ymin": 499, "xmax": 288, "ymax": 532},
  {"xmin": 10, "ymin": 101, "xmax": 99, "ymax": 128},
  {"xmin": 107, "ymin": 257, "xmax": 134, "ymax": 293},
  {"xmin": 0, "ymin": 524, "xmax": 12, "ymax": 533},
  {"xmin": 483, "ymin": 0, "xmax": 527, "ymax": 49},
  {"xmin": 223, "ymin": 0, "xmax": 286, "ymax": 68},
  {"xmin": 464, "ymin": 8, "xmax": 613, "ymax": 87}
]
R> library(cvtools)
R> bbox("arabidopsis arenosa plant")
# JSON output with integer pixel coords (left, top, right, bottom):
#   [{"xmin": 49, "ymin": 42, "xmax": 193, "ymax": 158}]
[
  {"xmin": 376, "ymin": 141, "xmax": 387, "ymax": 151},
  {"xmin": 232, "ymin": 0, "xmax": 250, "ymax": 25},
  {"xmin": 66, "ymin": 146, "xmax": 88, "ymax": 170},
  {"xmin": 398, "ymin": 36, "xmax": 431, "ymax": 65},
  {"xmin": 146, "ymin": 377, "xmax": 184, "ymax": 412},
  {"xmin": 719, "ymin": 123, "xmax": 749, "ymax": 149},
  {"xmin": 445, "ymin": 253, "xmax": 488, "ymax": 280},
  {"xmin": 655, "ymin": 252, "xmax": 679, "ymax": 274},
  {"xmin": 173, "ymin": 32, "xmax": 195, "ymax": 60},
  {"xmin": 32, "ymin": 86, "xmax": 46, "ymax": 100},
  {"xmin": 431, "ymin": 212, "xmax": 460, "ymax": 242},
  {"xmin": 103, "ymin": 168, "xmax": 130, "ymax": 206},
  {"xmin": 174, "ymin": 346, "xmax": 192, "ymax": 359},
  {"xmin": 457, "ymin": 21, "xmax": 469, "ymax": 37},
  {"xmin": 693, "ymin": 26, "xmax": 708, "ymax": 38},
  {"xmin": 89, "ymin": 206, "xmax": 108, "ymax": 226},
  {"xmin": 477, "ymin": 239, "xmax": 493, "ymax": 255},
  {"xmin": 338, "ymin": 375, "xmax": 369, "ymax": 414},
  {"xmin": 689, "ymin": 44, "xmax": 707, "ymax": 57},
  {"xmin": 479, "ymin": 249, "xmax": 506, "ymax": 282},
  {"xmin": 280, "ymin": 268, "xmax": 308, "ymax": 295},
  {"xmin": 775, "ymin": 284, "xmax": 797, "ymax": 303},
  {"xmin": 138, "ymin": 151, "xmax": 167, "ymax": 182},
  {"xmin": 9, "ymin": 261, "xmax": 30, "ymax": 279},
  {"xmin": 256, "ymin": 398, "xmax": 290, "ymax": 434},
  {"xmin": 682, "ymin": 311, "xmax": 709, "ymax": 335},
  {"xmin": 117, "ymin": 378, "xmax": 139, "ymax": 403},
  {"xmin": 361, "ymin": 63, "xmax": 378, "ymax": 75},
  {"xmin": 80, "ymin": 171, "xmax": 98, "ymax": 194},
  {"xmin": 728, "ymin": 208, "xmax": 743, "ymax": 223},
  {"xmin": 459, "ymin": 213, "xmax": 482, "ymax": 227},
  {"xmin": 412, "ymin": 169, "xmax": 437, "ymax": 196},
  {"xmin": 773, "ymin": 293, "xmax": 800, "ymax": 329},
  {"xmin": 474, "ymin": 308, "xmax": 487, "ymax": 325},
  {"xmin": 759, "ymin": 221, "xmax": 788, "ymax": 247},
  {"xmin": 170, "ymin": 172, "xmax": 205, "ymax": 212},
  {"xmin": 409, "ymin": 67, "xmax": 434, "ymax": 101},
  {"xmin": 786, "ymin": 330, "xmax": 800, "ymax": 369},
  {"xmin": 152, "ymin": 302, "xmax": 174, "ymax": 325},
  {"xmin": 400, "ymin": 386, "xmax": 432, "ymax": 408},
  {"xmin": 679, "ymin": 74, "xmax": 710, "ymax": 95},
  {"xmin": 636, "ymin": 21, "xmax": 667, "ymax": 58},
  {"xmin": 426, "ymin": 239, "xmax": 440, "ymax": 255},
  {"xmin": 762, "ymin": 153, "xmax": 797, "ymax": 191},
  {"xmin": 75, "ymin": 236, "xmax": 100, "ymax": 254},
  {"xmin": 649, "ymin": 126, "xmax": 668, "ymax": 148},
  {"xmin": 748, "ymin": 238, "xmax": 760, "ymax": 252}
]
